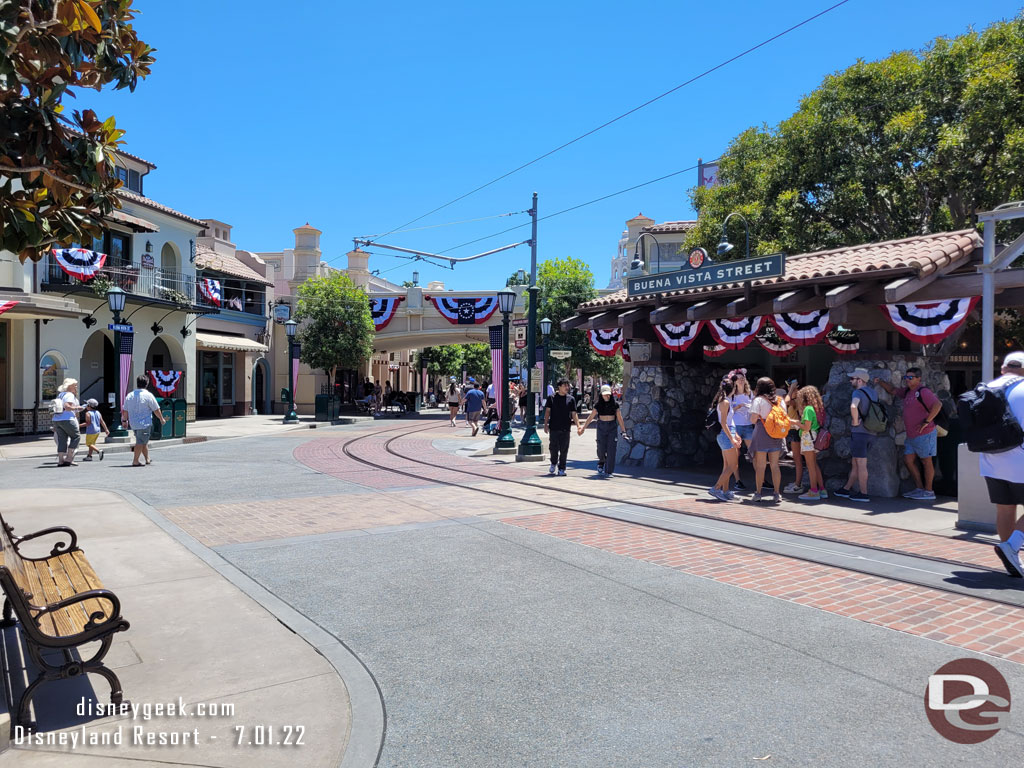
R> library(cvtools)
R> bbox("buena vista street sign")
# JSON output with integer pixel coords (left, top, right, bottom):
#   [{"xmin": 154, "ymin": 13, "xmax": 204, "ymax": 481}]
[{"xmin": 627, "ymin": 253, "xmax": 786, "ymax": 298}]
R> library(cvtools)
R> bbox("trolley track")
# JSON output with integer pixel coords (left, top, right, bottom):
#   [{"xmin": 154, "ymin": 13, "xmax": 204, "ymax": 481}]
[{"xmin": 332, "ymin": 420, "xmax": 1024, "ymax": 609}]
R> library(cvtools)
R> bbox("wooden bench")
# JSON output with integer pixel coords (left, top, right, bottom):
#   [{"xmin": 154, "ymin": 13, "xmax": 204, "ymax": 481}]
[{"xmin": 0, "ymin": 513, "xmax": 130, "ymax": 728}]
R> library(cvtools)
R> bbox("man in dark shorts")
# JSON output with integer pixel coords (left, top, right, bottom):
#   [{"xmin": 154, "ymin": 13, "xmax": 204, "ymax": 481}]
[
  {"xmin": 981, "ymin": 352, "xmax": 1024, "ymax": 577},
  {"xmin": 544, "ymin": 379, "xmax": 581, "ymax": 476},
  {"xmin": 463, "ymin": 381, "xmax": 486, "ymax": 437}
]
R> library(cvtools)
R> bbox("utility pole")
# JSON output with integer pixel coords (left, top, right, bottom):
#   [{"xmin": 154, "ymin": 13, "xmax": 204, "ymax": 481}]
[{"xmin": 519, "ymin": 192, "xmax": 543, "ymax": 458}]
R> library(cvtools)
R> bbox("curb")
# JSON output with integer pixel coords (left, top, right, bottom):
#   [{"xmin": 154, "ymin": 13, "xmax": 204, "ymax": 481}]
[{"xmin": 115, "ymin": 490, "xmax": 386, "ymax": 768}]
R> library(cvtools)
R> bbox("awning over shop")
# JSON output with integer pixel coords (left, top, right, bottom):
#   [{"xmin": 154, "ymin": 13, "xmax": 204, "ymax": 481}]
[
  {"xmin": 106, "ymin": 209, "xmax": 160, "ymax": 232},
  {"xmin": 0, "ymin": 292, "xmax": 87, "ymax": 320},
  {"xmin": 195, "ymin": 331, "xmax": 268, "ymax": 354}
]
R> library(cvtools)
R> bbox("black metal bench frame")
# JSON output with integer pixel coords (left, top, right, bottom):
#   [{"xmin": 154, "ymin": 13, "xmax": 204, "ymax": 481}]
[{"xmin": 0, "ymin": 515, "xmax": 130, "ymax": 728}]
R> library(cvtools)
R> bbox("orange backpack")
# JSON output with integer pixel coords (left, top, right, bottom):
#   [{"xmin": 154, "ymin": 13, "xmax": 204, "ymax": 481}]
[{"xmin": 764, "ymin": 399, "xmax": 790, "ymax": 439}]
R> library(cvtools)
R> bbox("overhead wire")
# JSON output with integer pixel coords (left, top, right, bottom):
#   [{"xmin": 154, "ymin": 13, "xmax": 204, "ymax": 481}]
[{"xmin": 363, "ymin": 0, "xmax": 855, "ymax": 244}]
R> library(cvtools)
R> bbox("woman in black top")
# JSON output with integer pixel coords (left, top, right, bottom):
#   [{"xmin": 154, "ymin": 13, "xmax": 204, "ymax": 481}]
[{"xmin": 578, "ymin": 384, "xmax": 628, "ymax": 477}]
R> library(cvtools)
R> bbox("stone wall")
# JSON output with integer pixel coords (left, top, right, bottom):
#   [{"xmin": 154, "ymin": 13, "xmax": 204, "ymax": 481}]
[
  {"xmin": 616, "ymin": 362, "xmax": 729, "ymax": 469},
  {"xmin": 13, "ymin": 408, "xmax": 51, "ymax": 435}
]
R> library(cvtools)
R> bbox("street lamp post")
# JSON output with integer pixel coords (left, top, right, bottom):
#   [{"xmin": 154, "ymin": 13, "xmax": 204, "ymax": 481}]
[
  {"xmin": 495, "ymin": 290, "xmax": 517, "ymax": 450},
  {"xmin": 107, "ymin": 287, "xmax": 128, "ymax": 438},
  {"xmin": 629, "ymin": 232, "xmax": 661, "ymax": 274},
  {"xmin": 539, "ymin": 317, "xmax": 552, "ymax": 397},
  {"xmin": 718, "ymin": 212, "xmax": 751, "ymax": 260},
  {"xmin": 518, "ymin": 193, "xmax": 543, "ymax": 457},
  {"xmin": 284, "ymin": 319, "xmax": 298, "ymax": 423}
]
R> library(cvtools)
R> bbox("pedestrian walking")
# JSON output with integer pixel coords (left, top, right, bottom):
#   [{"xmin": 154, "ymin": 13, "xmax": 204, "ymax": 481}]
[
  {"xmin": 485, "ymin": 380, "xmax": 496, "ymax": 408},
  {"xmin": 729, "ymin": 370, "xmax": 753, "ymax": 490},
  {"xmin": 709, "ymin": 377, "xmax": 741, "ymax": 501},
  {"xmin": 834, "ymin": 368, "xmax": 881, "ymax": 502},
  {"xmin": 749, "ymin": 377, "xmax": 789, "ymax": 503},
  {"xmin": 544, "ymin": 378, "xmax": 581, "ymax": 476},
  {"xmin": 464, "ymin": 381, "xmax": 486, "ymax": 436},
  {"xmin": 973, "ymin": 352, "xmax": 1024, "ymax": 577},
  {"xmin": 783, "ymin": 379, "xmax": 806, "ymax": 494},
  {"xmin": 52, "ymin": 377, "xmax": 83, "ymax": 467},
  {"xmin": 446, "ymin": 379, "xmax": 461, "ymax": 426},
  {"xmin": 79, "ymin": 398, "xmax": 108, "ymax": 461},
  {"xmin": 578, "ymin": 384, "xmax": 628, "ymax": 478},
  {"xmin": 373, "ymin": 380, "xmax": 383, "ymax": 414},
  {"xmin": 874, "ymin": 367, "xmax": 942, "ymax": 500},
  {"xmin": 121, "ymin": 375, "xmax": 166, "ymax": 467},
  {"xmin": 794, "ymin": 386, "xmax": 826, "ymax": 501}
]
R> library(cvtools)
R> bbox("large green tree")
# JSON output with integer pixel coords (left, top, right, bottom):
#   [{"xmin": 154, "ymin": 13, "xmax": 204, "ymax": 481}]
[
  {"xmin": 684, "ymin": 14, "xmax": 1024, "ymax": 259},
  {"xmin": 1, "ymin": 0, "xmax": 156, "ymax": 261},
  {"xmin": 419, "ymin": 343, "xmax": 493, "ymax": 380},
  {"xmin": 534, "ymin": 257, "xmax": 622, "ymax": 382},
  {"xmin": 294, "ymin": 272, "xmax": 374, "ymax": 382}
]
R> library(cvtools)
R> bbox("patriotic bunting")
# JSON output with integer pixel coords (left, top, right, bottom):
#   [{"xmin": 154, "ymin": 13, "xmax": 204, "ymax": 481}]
[
  {"xmin": 200, "ymin": 278, "xmax": 222, "ymax": 307},
  {"xmin": 756, "ymin": 326, "xmax": 796, "ymax": 357},
  {"xmin": 369, "ymin": 296, "xmax": 404, "ymax": 330},
  {"xmin": 652, "ymin": 321, "xmax": 704, "ymax": 352},
  {"xmin": 827, "ymin": 328, "xmax": 860, "ymax": 354},
  {"xmin": 587, "ymin": 328, "xmax": 624, "ymax": 357},
  {"xmin": 771, "ymin": 309, "xmax": 831, "ymax": 346},
  {"xmin": 426, "ymin": 296, "xmax": 499, "ymax": 325},
  {"xmin": 621, "ymin": 341, "xmax": 631, "ymax": 363},
  {"xmin": 703, "ymin": 344, "xmax": 729, "ymax": 358},
  {"xmin": 708, "ymin": 316, "xmax": 764, "ymax": 350},
  {"xmin": 0, "ymin": 300, "xmax": 18, "ymax": 317},
  {"xmin": 489, "ymin": 325, "xmax": 504, "ymax": 418},
  {"xmin": 880, "ymin": 297, "xmax": 979, "ymax": 344},
  {"xmin": 52, "ymin": 248, "xmax": 106, "ymax": 280},
  {"xmin": 149, "ymin": 370, "xmax": 182, "ymax": 395}
]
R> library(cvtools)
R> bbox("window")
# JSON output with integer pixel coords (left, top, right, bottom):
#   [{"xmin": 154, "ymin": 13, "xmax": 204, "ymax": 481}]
[
  {"xmin": 108, "ymin": 233, "xmax": 130, "ymax": 267},
  {"xmin": 128, "ymin": 169, "xmax": 141, "ymax": 193},
  {"xmin": 200, "ymin": 351, "xmax": 235, "ymax": 406},
  {"xmin": 116, "ymin": 167, "xmax": 129, "ymax": 184},
  {"xmin": 39, "ymin": 351, "xmax": 67, "ymax": 401}
]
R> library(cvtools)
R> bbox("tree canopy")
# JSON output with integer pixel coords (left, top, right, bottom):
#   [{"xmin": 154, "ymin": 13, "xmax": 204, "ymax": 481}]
[
  {"xmin": 419, "ymin": 343, "xmax": 492, "ymax": 380},
  {"xmin": 1, "ymin": 0, "xmax": 156, "ymax": 261},
  {"xmin": 294, "ymin": 272, "xmax": 374, "ymax": 381},
  {"xmin": 684, "ymin": 14, "xmax": 1024, "ymax": 259}
]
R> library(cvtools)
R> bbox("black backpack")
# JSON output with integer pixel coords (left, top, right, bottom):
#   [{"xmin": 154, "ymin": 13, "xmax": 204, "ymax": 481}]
[
  {"xmin": 915, "ymin": 387, "xmax": 950, "ymax": 431},
  {"xmin": 957, "ymin": 380, "xmax": 1024, "ymax": 453},
  {"xmin": 704, "ymin": 403, "xmax": 722, "ymax": 435}
]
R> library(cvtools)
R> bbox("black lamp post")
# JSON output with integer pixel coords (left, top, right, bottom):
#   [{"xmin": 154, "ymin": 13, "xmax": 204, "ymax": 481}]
[
  {"xmin": 718, "ymin": 212, "xmax": 751, "ymax": 260},
  {"xmin": 539, "ymin": 317, "xmax": 552, "ymax": 396},
  {"xmin": 107, "ymin": 287, "xmax": 128, "ymax": 438},
  {"xmin": 629, "ymin": 232, "xmax": 661, "ymax": 274},
  {"xmin": 284, "ymin": 319, "xmax": 298, "ymax": 423},
  {"xmin": 495, "ymin": 290, "xmax": 517, "ymax": 450}
]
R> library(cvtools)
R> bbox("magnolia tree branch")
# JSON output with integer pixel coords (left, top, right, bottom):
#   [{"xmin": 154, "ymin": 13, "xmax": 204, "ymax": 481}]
[{"xmin": 0, "ymin": 165, "xmax": 96, "ymax": 193}]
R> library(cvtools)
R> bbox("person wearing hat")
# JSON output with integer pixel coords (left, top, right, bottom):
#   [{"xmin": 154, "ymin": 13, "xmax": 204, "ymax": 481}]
[
  {"xmin": 981, "ymin": 352, "xmax": 1024, "ymax": 577},
  {"xmin": 833, "ymin": 368, "xmax": 878, "ymax": 503},
  {"xmin": 873, "ymin": 366, "xmax": 942, "ymax": 500},
  {"xmin": 79, "ymin": 398, "xmax": 109, "ymax": 461},
  {"xmin": 578, "ymin": 384, "xmax": 628, "ymax": 478}
]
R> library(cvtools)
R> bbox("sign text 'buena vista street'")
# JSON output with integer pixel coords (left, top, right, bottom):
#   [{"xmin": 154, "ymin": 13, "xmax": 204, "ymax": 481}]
[{"xmin": 627, "ymin": 253, "xmax": 786, "ymax": 298}]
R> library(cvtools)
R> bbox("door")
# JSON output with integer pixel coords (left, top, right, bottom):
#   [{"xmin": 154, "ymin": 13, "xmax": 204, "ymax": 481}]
[{"xmin": 254, "ymin": 362, "xmax": 265, "ymax": 414}]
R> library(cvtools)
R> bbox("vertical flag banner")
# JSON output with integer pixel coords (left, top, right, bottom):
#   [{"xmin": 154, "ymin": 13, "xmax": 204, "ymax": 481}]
[
  {"xmin": 489, "ymin": 325, "xmax": 504, "ymax": 419},
  {"xmin": 119, "ymin": 331, "xmax": 134, "ymax": 408},
  {"xmin": 291, "ymin": 343, "xmax": 300, "ymax": 402}
]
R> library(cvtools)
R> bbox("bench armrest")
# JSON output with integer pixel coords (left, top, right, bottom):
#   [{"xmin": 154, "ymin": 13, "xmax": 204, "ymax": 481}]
[
  {"xmin": 13, "ymin": 526, "xmax": 79, "ymax": 558},
  {"xmin": 35, "ymin": 589, "xmax": 122, "ymax": 630}
]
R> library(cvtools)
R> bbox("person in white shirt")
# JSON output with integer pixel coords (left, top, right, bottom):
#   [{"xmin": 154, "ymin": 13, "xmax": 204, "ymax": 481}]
[
  {"xmin": 52, "ymin": 378, "xmax": 83, "ymax": 467},
  {"xmin": 121, "ymin": 375, "xmax": 166, "ymax": 467},
  {"xmin": 980, "ymin": 352, "xmax": 1024, "ymax": 577}
]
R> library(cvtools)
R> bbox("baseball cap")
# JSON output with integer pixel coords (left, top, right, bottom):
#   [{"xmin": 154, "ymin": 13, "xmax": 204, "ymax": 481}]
[
  {"xmin": 849, "ymin": 368, "xmax": 870, "ymax": 383},
  {"xmin": 468, "ymin": 377, "xmax": 476, "ymax": 382},
  {"xmin": 449, "ymin": 376, "xmax": 456, "ymax": 381},
  {"xmin": 600, "ymin": 385, "xmax": 612, "ymax": 395},
  {"xmin": 86, "ymin": 398, "xmax": 99, "ymax": 407},
  {"xmin": 1003, "ymin": 351, "xmax": 1024, "ymax": 369}
]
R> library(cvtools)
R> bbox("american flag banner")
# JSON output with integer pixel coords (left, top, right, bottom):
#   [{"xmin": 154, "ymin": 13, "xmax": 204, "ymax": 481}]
[
  {"xmin": 489, "ymin": 325, "xmax": 503, "ymax": 420},
  {"xmin": 118, "ymin": 331, "xmax": 134, "ymax": 408},
  {"xmin": 291, "ymin": 342, "xmax": 300, "ymax": 403}
]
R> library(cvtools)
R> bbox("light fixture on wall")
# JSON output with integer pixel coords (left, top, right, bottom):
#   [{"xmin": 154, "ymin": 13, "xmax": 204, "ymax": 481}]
[
  {"xmin": 180, "ymin": 326, "xmax": 192, "ymax": 338},
  {"xmin": 145, "ymin": 240, "xmax": 153, "ymax": 253},
  {"xmin": 151, "ymin": 322, "xmax": 163, "ymax": 335},
  {"xmin": 82, "ymin": 315, "xmax": 97, "ymax": 329}
]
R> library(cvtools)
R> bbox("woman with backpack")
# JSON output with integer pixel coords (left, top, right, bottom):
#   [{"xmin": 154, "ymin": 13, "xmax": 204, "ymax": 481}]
[
  {"xmin": 749, "ymin": 376, "xmax": 789, "ymax": 503},
  {"xmin": 708, "ymin": 377, "xmax": 742, "ymax": 501},
  {"xmin": 793, "ymin": 386, "xmax": 827, "ymax": 501}
]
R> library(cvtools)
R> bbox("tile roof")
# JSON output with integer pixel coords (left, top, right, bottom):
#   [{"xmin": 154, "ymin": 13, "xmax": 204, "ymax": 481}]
[
  {"xmin": 117, "ymin": 189, "xmax": 207, "ymax": 228},
  {"xmin": 581, "ymin": 229, "xmax": 982, "ymax": 310},
  {"xmin": 642, "ymin": 220, "xmax": 697, "ymax": 235},
  {"xmin": 195, "ymin": 244, "xmax": 274, "ymax": 286}
]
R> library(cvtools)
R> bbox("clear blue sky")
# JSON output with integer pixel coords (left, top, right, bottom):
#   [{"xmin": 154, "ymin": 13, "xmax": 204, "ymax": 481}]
[{"xmin": 84, "ymin": 0, "xmax": 1016, "ymax": 290}]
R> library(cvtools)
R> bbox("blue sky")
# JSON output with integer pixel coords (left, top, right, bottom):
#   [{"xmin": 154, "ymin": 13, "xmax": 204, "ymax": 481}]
[{"xmin": 83, "ymin": 0, "xmax": 1015, "ymax": 290}]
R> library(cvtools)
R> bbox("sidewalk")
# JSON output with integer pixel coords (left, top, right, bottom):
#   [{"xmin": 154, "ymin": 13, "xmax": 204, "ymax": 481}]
[{"xmin": 0, "ymin": 489, "xmax": 351, "ymax": 767}]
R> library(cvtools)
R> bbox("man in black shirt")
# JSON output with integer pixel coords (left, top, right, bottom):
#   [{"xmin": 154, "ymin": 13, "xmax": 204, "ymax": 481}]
[{"xmin": 544, "ymin": 378, "xmax": 581, "ymax": 476}]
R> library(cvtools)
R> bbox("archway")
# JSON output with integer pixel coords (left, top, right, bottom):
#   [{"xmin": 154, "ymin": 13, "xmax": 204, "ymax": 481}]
[
  {"xmin": 146, "ymin": 334, "xmax": 187, "ymax": 399},
  {"xmin": 161, "ymin": 241, "xmax": 180, "ymax": 274},
  {"xmin": 79, "ymin": 331, "xmax": 114, "ymax": 406},
  {"xmin": 251, "ymin": 357, "xmax": 270, "ymax": 415}
]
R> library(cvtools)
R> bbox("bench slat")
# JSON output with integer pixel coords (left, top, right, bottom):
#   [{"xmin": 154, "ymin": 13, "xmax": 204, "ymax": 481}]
[
  {"xmin": 20, "ymin": 562, "xmax": 61, "ymax": 637},
  {"xmin": 57, "ymin": 553, "xmax": 109, "ymax": 625},
  {"xmin": 39, "ymin": 560, "xmax": 93, "ymax": 637}
]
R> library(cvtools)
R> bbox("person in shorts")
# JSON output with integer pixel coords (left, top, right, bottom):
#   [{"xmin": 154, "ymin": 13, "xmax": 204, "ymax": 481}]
[
  {"xmin": 463, "ymin": 380, "xmax": 486, "ymax": 437},
  {"xmin": 979, "ymin": 352, "xmax": 1024, "ymax": 577},
  {"xmin": 729, "ymin": 370, "xmax": 753, "ymax": 490},
  {"xmin": 793, "ymin": 386, "xmax": 825, "ymax": 501},
  {"xmin": 873, "ymin": 367, "xmax": 942, "ymax": 500},
  {"xmin": 783, "ymin": 379, "xmax": 806, "ymax": 494},
  {"xmin": 80, "ymin": 398, "xmax": 108, "ymax": 461},
  {"xmin": 121, "ymin": 375, "xmax": 165, "ymax": 467},
  {"xmin": 834, "ymin": 368, "xmax": 877, "ymax": 503},
  {"xmin": 708, "ymin": 377, "xmax": 741, "ymax": 501},
  {"xmin": 749, "ymin": 377, "xmax": 785, "ymax": 503}
]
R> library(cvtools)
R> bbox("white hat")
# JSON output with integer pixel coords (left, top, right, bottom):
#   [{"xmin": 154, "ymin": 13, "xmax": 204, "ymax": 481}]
[
  {"xmin": 849, "ymin": 368, "xmax": 870, "ymax": 383},
  {"xmin": 1003, "ymin": 351, "xmax": 1024, "ymax": 369},
  {"xmin": 86, "ymin": 398, "xmax": 99, "ymax": 407},
  {"xmin": 600, "ymin": 384, "xmax": 612, "ymax": 395}
]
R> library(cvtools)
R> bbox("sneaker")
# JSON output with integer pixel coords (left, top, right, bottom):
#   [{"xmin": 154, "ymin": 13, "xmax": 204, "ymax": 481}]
[
  {"xmin": 751, "ymin": 493, "xmax": 763, "ymax": 503},
  {"xmin": 82, "ymin": 456, "xmax": 92, "ymax": 462},
  {"xmin": 709, "ymin": 488, "xmax": 725, "ymax": 501},
  {"xmin": 833, "ymin": 487, "xmax": 851, "ymax": 498},
  {"xmin": 548, "ymin": 465, "xmax": 556, "ymax": 475},
  {"xmin": 557, "ymin": 469, "xmax": 566, "ymax": 477},
  {"xmin": 771, "ymin": 494, "xmax": 781, "ymax": 504},
  {"xmin": 733, "ymin": 480, "xmax": 747, "ymax": 491},
  {"xmin": 994, "ymin": 541, "xmax": 1024, "ymax": 578},
  {"xmin": 597, "ymin": 466, "xmax": 605, "ymax": 476},
  {"xmin": 604, "ymin": 473, "xmax": 614, "ymax": 478},
  {"xmin": 798, "ymin": 490, "xmax": 820, "ymax": 501},
  {"xmin": 724, "ymin": 490, "xmax": 736, "ymax": 500},
  {"xmin": 849, "ymin": 492, "xmax": 870, "ymax": 503},
  {"xmin": 783, "ymin": 482, "xmax": 802, "ymax": 494},
  {"xmin": 99, "ymin": 450, "xmax": 104, "ymax": 461},
  {"xmin": 902, "ymin": 488, "xmax": 924, "ymax": 499},
  {"xmin": 917, "ymin": 490, "xmax": 936, "ymax": 500},
  {"xmin": 818, "ymin": 489, "xmax": 828, "ymax": 500}
]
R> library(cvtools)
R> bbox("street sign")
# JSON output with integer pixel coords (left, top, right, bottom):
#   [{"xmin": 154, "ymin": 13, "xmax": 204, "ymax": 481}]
[
  {"xmin": 511, "ymin": 318, "xmax": 529, "ymax": 327},
  {"xmin": 515, "ymin": 339, "xmax": 527, "ymax": 350},
  {"xmin": 549, "ymin": 350, "xmax": 572, "ymax": 360},
  {"xmin": 108, "ymin": 323, "xmax": 134, "ymax": 333},
  {"xmin": 626, "ymin": 253, "xmax": 786, "ymax": 298},
  {"xmin": 530, "ymin": 369, "xmax": 542, "ymax": 390}
]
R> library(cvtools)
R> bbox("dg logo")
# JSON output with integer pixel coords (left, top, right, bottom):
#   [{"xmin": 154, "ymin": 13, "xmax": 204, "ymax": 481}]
[{"xmin": 925, "ymin": 659, "xmax": 1011, "ymax": 743}]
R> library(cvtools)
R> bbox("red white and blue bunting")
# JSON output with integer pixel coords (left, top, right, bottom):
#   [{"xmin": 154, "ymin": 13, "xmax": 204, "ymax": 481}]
[
  {"xmin": 827, "ymin": 328, "xmax": 860, "ymax": 355},
  {"xmin": 621, "ymin": 341, "xmax": 631, "ymax": 362},
  {"xmin": 756, "ymin": 327, "xmax": 796, "ymax": 357},
  {"xmin": 426, "ymin": 296, "xmax": 499, "ymax": 325},
  {"xmin": 200, "ymin": 278, "xmax": 222, "ymax": 307},
  {"xmin": 652, "ymin": 321, "xmax": 704, "ymax": 352},
  {"xmin": 770, "ymin": 309, "xmax": 831, "ymax": 346},
  {"xmin": 880, "ymin": 297, "xmax": 979, "ymax": 344},
  {"xmin": 703, "ymin": 344, "xmax": 729, "ymax": 358},
  {"xmin": 708, "ymin": 316, "xmax": 764, "ymax": 350},
  {"xmin": 52, "ymin": 248, "xmax": 106, "ymax": 280},
  {"xmin": 0, "ymin": 300, "xmax": 18, "ymax": 317},
  {"xmin": 149, "ymin": 370, "xmax": 182, "ymax": 395},
  {"xmin": 369, "ymin": 296, "xmax": 404, "ymax": 331},
  {"xmin": 587, "ymin": 328, "xmax": 624, "ymax": 357}
]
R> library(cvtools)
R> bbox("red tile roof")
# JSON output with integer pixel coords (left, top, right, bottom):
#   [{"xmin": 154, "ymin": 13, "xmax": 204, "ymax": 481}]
[
  {"xmin": 195, "ymin": 244, "xmax": 273, "ymax": 286},
  {"xmin": 117, "ymin": 189, "xmax": 207, "ymax": 228},
  {"xmin": 581, "ymin": 229, "xmax": 982, "ymax": 310},
  {"xmin": 643, "ymin": 220, "xmax": 697, "ymax": 235}
]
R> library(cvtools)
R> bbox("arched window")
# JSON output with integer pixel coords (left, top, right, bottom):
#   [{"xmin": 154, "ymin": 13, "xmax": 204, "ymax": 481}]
[{"xmin": 39, "ymin": 351, "xmax": 68, "ymax": 401}]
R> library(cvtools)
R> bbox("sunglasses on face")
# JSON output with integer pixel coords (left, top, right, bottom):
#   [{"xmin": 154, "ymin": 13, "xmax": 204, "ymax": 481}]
[{"xmin": 903, "ymin": 374, "xmax": 919, "ymax": 380}]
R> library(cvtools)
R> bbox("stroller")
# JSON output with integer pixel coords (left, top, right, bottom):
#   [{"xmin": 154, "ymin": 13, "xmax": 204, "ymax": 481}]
[{"xmin": 481, "ymin": 405, "xmax": 500, "ymax": 435}]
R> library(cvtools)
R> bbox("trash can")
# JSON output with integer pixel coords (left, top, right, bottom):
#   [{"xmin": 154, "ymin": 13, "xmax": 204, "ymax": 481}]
[
  {"xmin": 314, "ymin": 394, "xmax": 329, "ymax": 422},
  {"xmin": 173, "ymin": 399, "xmax": 187, "ymax": 438},
  {"xmin": 152, "ymin": 398, "xmax": 174, "ymax": 440}
]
